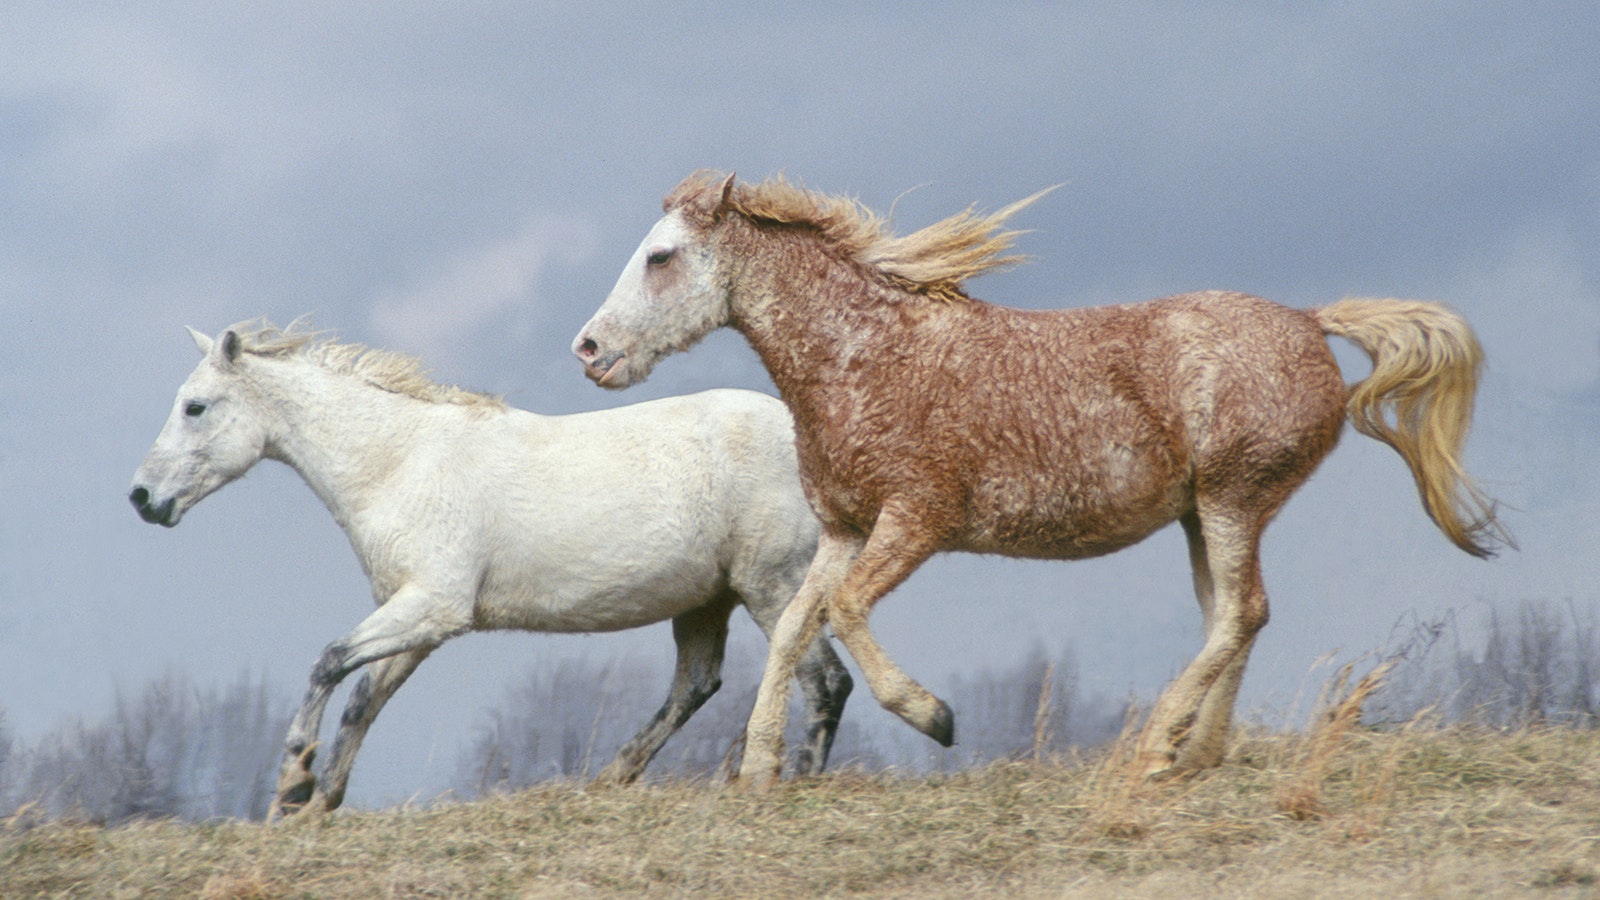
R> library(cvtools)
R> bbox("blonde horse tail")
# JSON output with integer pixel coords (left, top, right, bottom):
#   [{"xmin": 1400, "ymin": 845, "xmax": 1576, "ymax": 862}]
[{"xmin": 1314, "ymin": 298, "xmax": 1512, "ymax": 558}]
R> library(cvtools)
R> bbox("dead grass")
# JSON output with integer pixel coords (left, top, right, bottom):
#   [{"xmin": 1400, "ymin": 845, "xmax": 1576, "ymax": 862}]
[{"xmin": 3, "ymin": 724, "xmax": 1597, "ymax": 899}]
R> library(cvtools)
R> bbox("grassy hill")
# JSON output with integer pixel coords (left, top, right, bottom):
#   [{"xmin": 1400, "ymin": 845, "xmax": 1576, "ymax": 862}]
[{"xmin": 3, "ymin": 724, "xmax": 1595, "ymax": 898}]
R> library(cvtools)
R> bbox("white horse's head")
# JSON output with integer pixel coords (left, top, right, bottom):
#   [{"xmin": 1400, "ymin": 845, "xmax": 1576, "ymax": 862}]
[
  {"xmin": 129, "ymin": 327, "xmax": 271, "ymax": 527},
  {"xmin": 572, "ymin": 173, "xmax": 737, "ymax": 389}
]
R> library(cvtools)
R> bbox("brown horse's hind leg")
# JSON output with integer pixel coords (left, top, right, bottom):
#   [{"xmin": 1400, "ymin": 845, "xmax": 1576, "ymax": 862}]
[
  {"xmin": 1135, "ymin": 509, "xmax": 1268, "ymax": 778},
  {"xmin": 825, "ymin": 508, "xmax": 950, "ymax": 746},
  {"xmin": 1170, "ymin": 512, "xmax": 1255, "ymax": 770}
]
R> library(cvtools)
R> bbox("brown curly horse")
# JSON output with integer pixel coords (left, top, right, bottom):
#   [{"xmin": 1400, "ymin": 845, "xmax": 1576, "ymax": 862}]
[{"xmin": 574, "ymin": 171, "xmax": 1509, "ymax": 783}]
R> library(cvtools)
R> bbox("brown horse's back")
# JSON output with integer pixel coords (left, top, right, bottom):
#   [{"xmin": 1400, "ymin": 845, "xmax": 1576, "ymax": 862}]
[
  {"xmin": 1149, "ymin": 291, "xmax": 1348, "ymax": 522},
  {"xmin": 815, "ymin": 290, "xmax": 1348, "ymax": 559}
]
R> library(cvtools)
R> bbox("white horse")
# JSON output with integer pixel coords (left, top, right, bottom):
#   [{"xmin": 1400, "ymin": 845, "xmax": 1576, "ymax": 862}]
[{"xmin": 129, "ymin": 320, "xmax": 851, "ymax": 816}]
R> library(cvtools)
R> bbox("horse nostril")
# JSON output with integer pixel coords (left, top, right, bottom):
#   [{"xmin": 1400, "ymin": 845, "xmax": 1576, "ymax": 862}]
[
  {"xmin": 577, "ymin": 337, "xmax": 599, "ymax": 363},
  {"xmin": 130, "ymin": 486, "xmax": 150, "ymax": 509}
]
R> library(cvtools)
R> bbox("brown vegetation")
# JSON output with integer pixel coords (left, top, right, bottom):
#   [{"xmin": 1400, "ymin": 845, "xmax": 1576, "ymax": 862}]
[{"xmin": 5, "ymin": 723, "xmax": 1595, "ymax": 899}]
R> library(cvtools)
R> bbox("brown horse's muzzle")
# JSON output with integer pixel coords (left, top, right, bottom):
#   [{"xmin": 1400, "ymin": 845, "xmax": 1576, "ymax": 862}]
[{"xmin": 572, "ymin": 335, "xmax": 631, "ymax": 388}]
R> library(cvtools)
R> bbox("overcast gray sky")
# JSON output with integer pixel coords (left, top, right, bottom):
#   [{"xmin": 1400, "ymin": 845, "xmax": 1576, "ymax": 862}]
[{"xmin": 3, "ymin": 3, "xmax": 1596, "ymax": 806}]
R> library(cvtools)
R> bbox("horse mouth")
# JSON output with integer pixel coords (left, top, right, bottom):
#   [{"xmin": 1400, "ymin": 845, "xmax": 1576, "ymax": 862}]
[
  {"xmin": 593, "ymin": 355, "xmax": 629, "ymax": 389},
  {"xmin": 130, "ymin": 489, "xmax": 179, "ymax": 527}
]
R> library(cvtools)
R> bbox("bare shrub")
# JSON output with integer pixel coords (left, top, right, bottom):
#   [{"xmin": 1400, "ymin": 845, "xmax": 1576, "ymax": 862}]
[
  {"xmin": 6, "ymin": 669, "xmax": 290, "ymax": 824},
  {"xmin": 1274, "ymin": 660, "xmax": 1393, "ymax": 820},
  {"xmin": 458, "ymin": 656, "xmax": 662, "ymax": 793},
  {"xmin": 923, "ymin": 644, "xmax": 1129, "ymax": 771},
  {"xmin": 0, "ymin": 709, "xmax": 13, "ymax": 815},
  {"xmin": 456, "ymin": 642, "xmax": 1128, "ymax": 796},
  {"xmin": 1370, "ymin": 598, "xmax": 1600, "ymax": 729}
]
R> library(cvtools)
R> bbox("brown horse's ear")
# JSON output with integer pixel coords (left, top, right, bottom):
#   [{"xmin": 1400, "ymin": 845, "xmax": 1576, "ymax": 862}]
[{"xmin": 666, "ymin": 170, "xmax": 736, "ymax": 222}]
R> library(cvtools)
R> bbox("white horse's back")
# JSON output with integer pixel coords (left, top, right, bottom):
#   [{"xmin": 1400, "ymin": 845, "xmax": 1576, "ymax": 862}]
[{"xmin": 460, "ymin": 390, "xmax": 817, "ymax": 632}]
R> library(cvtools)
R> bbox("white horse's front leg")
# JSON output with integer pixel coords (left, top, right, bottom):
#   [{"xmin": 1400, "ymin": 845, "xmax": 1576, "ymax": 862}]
[
  {"xmin": 270, "ymin": 585, "xmax": 467, "ymax": 819},
  {"xmin": 741, "ymin": 531, "xmax": 863, "ymax": 786},
  {"xmin": 316, "ymin": 647, "xmax": 434, "ymax": 811}
]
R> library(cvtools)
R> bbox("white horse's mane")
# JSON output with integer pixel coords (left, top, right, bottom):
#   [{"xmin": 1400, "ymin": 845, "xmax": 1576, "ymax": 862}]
[{"xmin": 227, "ymin": 318, "xmax": 504, "ymax": 409}]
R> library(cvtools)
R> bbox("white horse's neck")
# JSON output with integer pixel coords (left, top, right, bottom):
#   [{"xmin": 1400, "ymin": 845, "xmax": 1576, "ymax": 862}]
[{"xmin": 247, "ymin": 356, "xmax": 442, "ymax": 531}]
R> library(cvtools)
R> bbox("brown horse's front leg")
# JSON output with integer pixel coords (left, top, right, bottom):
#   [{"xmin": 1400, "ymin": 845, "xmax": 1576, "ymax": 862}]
[
  {"xmin": 741, "ymin": 531, "xmax": 864, "ymax": 786},
  {"xmin": 825, "ymin": 507, "xmax": 949, "ymax": 745}
]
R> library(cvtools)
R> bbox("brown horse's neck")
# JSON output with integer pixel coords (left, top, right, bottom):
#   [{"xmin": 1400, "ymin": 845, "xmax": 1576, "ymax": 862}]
[{"xmin": 721, "ymin": 216, "xmax": 912, "ymax": 420}]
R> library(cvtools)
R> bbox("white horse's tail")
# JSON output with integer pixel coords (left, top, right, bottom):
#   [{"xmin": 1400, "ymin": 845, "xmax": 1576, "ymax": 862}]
[{"xmin": 1314, "ymin": 298, "xmax": 1512, "ymax": 558}]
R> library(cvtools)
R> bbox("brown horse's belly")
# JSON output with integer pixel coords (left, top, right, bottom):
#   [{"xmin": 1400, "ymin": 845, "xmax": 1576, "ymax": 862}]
[{"xmin": 956, "ymin": 466, "xmax": 1190, "ymax": 560}]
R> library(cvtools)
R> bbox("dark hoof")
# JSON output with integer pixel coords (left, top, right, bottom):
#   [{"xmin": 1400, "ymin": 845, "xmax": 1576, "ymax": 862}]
[
  {"xmin": 927, "ymin": 701, "xmax": 955, "ymax": 747},
  {"xmin": 276, "ymin": 777, "xmax": 315, "ymax": 814}
]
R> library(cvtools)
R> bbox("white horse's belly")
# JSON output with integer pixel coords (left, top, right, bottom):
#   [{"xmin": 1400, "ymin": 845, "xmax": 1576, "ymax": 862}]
[{"xmin": 470, "ymin": 528, "xmax": 728, "ymax": 633}]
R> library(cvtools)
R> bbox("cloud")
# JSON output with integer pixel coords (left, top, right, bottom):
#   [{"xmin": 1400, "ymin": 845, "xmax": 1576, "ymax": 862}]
[
  {"xmin": 367, "ymin": 215, "xmax": 601, "ymax": 362},
  {"xmin": 1448, "ymin": 223, "xmax": 1599, "ymax": 392}
]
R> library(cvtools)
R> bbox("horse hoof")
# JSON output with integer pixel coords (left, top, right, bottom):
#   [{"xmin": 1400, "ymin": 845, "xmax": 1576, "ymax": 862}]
[
  {"xmin": 273, "ymin": 771, "xmax": 317, "ymax": 817},
  {"xmin": 1132, "ymin": 749, "xmax": 1180, "ymax": 782},
  {"xmin": 927, "ymin": 701, "xmax": 955, "ymax": 747},
  {"xmin": 588, "ymin": 768, "xmax": 635, "ymax": 790},
  {"xmin": 736, "ymin": 765, "xmax": 782, "ymax": 791}
]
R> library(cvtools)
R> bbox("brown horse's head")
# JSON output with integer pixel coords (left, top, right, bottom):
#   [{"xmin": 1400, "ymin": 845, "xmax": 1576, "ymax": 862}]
[{"xmin": 572, "ymin": 172, "xmax": 737, "ymax": 389}]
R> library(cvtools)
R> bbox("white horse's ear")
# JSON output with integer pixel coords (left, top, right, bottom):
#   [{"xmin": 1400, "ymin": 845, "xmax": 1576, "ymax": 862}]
[
  {"xmin": 187, "ymin": 326, "xmax": 214, "ymax": 356},
  {"xmin": 218, "ymin": 330, "xmax": 242, "ymax": 368}
]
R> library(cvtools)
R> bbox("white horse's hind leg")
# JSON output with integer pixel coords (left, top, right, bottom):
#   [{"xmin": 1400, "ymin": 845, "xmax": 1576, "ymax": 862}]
[
  {"xmin": 791, "ymin": 638, "xmax": 852, "ymax": 775},
  {"xmin": 741, "ymin": 531, "xmax": 864, "ymax": 785},
  {"xmin": 594, "ymin": 593, "xmax": 737, "ymax": 785},
  {"xmin": 1135, "ymin": 510, "xmax": 1268, "ymax": 778}
]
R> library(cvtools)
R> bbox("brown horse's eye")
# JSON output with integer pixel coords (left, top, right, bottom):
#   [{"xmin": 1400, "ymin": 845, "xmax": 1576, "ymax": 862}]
[{"xmin": 646, "ymin": 247, "xmax": 673, "ymax": 267}]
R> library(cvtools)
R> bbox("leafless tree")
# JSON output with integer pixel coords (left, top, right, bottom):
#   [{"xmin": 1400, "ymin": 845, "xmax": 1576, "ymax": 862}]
[
  {"xmin": 457, "ymin": 642, "xmax": 1127, "ymax": 795},
  {"xmin": 7, "ymin": 669, "xmax": 290, "ymax": 823},
  {"xmin": 1370, "ymin": 599, "xmax": 1600, "ymax": 729}
]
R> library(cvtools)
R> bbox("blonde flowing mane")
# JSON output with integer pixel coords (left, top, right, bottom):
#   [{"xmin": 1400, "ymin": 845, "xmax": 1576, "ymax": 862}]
[
  {"xmin": 670, "ymin": 172, "xmax": 1051, "ymax": 303},
  {"xmin": 227, "ymin": 318, "xmax": 504, "ymax": 409}
]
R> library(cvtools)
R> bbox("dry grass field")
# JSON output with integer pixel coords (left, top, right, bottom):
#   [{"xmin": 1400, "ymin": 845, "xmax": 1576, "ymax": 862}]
[{"xmin": 3, "ymin": 721, "xmax": 1596, "ymax": 899}]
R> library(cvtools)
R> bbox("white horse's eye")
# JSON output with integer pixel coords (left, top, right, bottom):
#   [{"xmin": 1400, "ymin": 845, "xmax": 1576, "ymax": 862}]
[
  {"xmin": 646, "ymin": 247, "xmax": 674, "ymax": 267},
  {"xmin": 185, "ymin": 402, "xmax": 207, "ymax": 418}
]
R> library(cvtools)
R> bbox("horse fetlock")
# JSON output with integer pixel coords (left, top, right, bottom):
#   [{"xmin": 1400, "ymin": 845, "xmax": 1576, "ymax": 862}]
[
  {"xmin": 796, "ymin": 717, "xmax": 840, "ymax": 776},
  {"xmin": 889, "ymin": 691, "xmax": 954, "ymax": 747},
  {"xmin": 738, "ymin": 740, "xmax": 784, "ymax": 787},
  {"xmin": 1174, "ymin": 738, "xmax": 1226, "ymax": 771},
  {"xmin": 1133, "ymin": 749, "xmax": 1181, "ymax": 781},
  {"xmin": 1164, "ymin": 710, "xmax": 1198, "ymax": 747},
  {"xmin": 737, "ymin": 761, "xmax": 783, "ymax": 790},
  {"xmin": 282, "ymin": 738, "xmax": 319, "ymax": 770},
  {"xmin": 794, "ymin": 745, "xmax": 820, "ymax": 776},
  {"xmin": 591, "ymin": 757, "xmax": 644, "ymax": 788}
]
